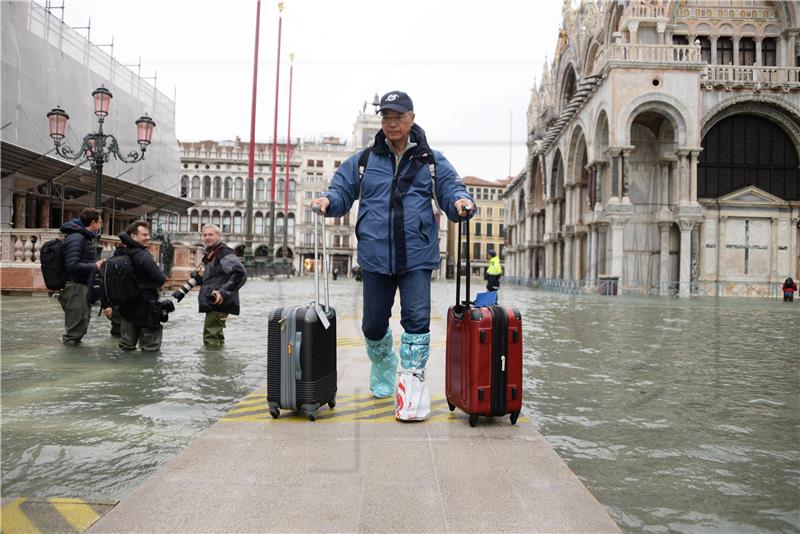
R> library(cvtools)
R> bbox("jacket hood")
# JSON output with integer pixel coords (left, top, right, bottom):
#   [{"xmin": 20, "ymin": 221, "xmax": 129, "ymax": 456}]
[
  {"xmin": 118, "ymin": 231, "xmax": 146, "ymax": 250},
  {"xmin": 60, "ymin": 218, "xmax": 95, "ymax": 238},
  {"xmin": 372, "ymin": 123, "xmax": 431, "ymax": 157}
]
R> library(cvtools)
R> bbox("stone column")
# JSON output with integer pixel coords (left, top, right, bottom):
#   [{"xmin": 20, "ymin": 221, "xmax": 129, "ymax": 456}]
[
  {"xmin": 588, "ymin": 226, "xmax": 596, "ymax": 285},
  {"xmin": 546, "ymin": 242, "xmax": 554, "ymax": 278},
  {"xmin": 788, "ymin": 32, "xmax": 797, "ymax": 68},
  {"xmin": 676, "ymin": 150, "xmax": 690, "ymax": 205},
  {"xmin": 575, "ymin": 235, "xmax": 584, "ymax": 280},
  {"xmin": 38, "ymin": 196, "xmax": 51, "ymax": 229},
  {"xmin": 564, "ymin": 235, "xmax": 573, "ymax": 280},
  {"xmin": 657, "ymin": 22, "xmax": 666, "ymax": 45},
  {"xmin": 678, "ymin": 220, "xmax": 695, "ymax": 298},
  {"xmin": 610, "ymin": 219, "xmax": 625, "ymax": 278},
  {"xmin": 609, "ymin": 151, "xmax": 620, "ymax": 200},
  {"xmin": 629, "ymin": 21, "xmax": 639, "ymax": 45},
  {"xmin": 755, "ymin": 37, "xmax": 762, "ymax": 67},
  {"xmin": 711, "ymin": 35, "xmax": 718, "ymax": 65},
  {"xmin": 689, "ymin": 150, "xmax": 701, "ymax": 203},
  {"xmin": 770, "ymin": 217, "xmax": 779, "ymax": 281},
  {"xmin": 660, "ymin": 161, "xmax": 671, "ymax": 209},
  {"xmin": 13, "ymin": 194, "xmax": 26, "ymax": 229},
  {"xmin": 621, "ymin": 148, "xmax": 632, "ymax": 203},
  {"xmin": 659, "ymin": 222, "xmax": 672, "ymax": 296},
  {"xmin": 733, "ymin": 36, "xmax": 740, "ymax": 66}
]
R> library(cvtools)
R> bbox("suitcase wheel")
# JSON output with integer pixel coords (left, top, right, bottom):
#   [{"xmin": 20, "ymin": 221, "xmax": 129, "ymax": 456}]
[
  {"xmin": 307, "ymin": 412, "xmax": 317, "ymax": 422},
  {"xmin": 328, "ymin": 398, "xmax": 336, "ymax": 409},
  {"xmin": 269, "ymin": 407, "xmax": 280, "ymax": 419},
  {"xmin": 447, "ymin": 401, "xmax": 456, "ymax": 412},
  {"xmin": 510, "ymin": 411, "xmax": 519, "ymax": 425},
  {"xmin": 468, "ymin": 414, "xmax": 479, "ymax": 427}
]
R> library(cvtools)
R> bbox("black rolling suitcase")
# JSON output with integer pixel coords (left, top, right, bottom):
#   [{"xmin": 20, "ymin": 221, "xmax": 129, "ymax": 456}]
[{"xmin": 267, "ymin": 209, "xmax": 336, "ymax": 421}]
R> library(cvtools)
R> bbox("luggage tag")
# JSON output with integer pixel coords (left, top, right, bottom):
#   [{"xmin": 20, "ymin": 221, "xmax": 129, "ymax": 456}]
[{"xmin": 313, "ymin": 303, "xmax": 331, "ymax": 330}]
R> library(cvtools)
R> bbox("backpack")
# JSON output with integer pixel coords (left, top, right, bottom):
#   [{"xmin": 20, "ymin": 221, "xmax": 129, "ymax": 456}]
[
  {"xmin": 40, "ymin": 238, "xmax": 66, "ymax": 290},
  {"xmin": 98, "ymin": 250, "xmax": 142, "ymax": 305}
]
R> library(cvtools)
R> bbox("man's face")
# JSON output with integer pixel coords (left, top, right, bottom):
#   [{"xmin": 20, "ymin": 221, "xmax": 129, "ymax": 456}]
[
  {"xmin": 202, "ymin": 228, "xmax": 221, "ymax": 247},
  {"xmin": 380, "ymin": 111, "xmax": 414, "ymax": 147},
  {"xmin": 88, "ymin": 218, "xmax": 102, "ymax": 233},
  {"xmin": 131, "ymin": 226, "xmax": 151, "ymax": 246}
]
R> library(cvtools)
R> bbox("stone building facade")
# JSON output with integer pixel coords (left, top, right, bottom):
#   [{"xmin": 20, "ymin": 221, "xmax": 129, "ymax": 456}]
[{"xmin": 503, "ymin": 0, "xmax": 799, "ymax": 297}]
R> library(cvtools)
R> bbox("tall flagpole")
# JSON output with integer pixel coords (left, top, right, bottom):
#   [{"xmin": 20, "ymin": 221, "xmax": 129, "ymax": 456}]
[
  {"xmin": 282, "ymin": 53, "xmax": 293, "ymax": 262},
  {"xmin": 267, "ymin": 2, "xmax": 283, "ymax": 276},
  {"xmin": 243, "ymin": 0, "xmax": 262, "ymax": 271}
]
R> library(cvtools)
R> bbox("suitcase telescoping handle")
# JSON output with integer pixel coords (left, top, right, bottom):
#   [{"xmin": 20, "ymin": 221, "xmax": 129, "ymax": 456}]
[
  {"xmin": 311, "ymin": 204, "xmax": 330, "ymax": 312},
  {"xmin": 455, "ymin": 206, "xmax": 473, "ymax": 312}
]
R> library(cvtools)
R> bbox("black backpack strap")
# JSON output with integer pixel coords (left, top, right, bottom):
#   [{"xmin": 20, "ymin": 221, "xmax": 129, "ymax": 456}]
[{"xmin": 356, "ymin": 148, "xmax": 371, "ymax": 199}]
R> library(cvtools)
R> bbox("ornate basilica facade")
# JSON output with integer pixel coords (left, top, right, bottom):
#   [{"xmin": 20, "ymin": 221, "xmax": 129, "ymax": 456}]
[{"xmin": 503, "ymin": 0, "xmax": 799, "ymax": 297}]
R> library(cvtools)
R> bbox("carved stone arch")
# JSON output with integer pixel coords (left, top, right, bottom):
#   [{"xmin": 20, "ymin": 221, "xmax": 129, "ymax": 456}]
[
  {"xmin": 620, "ymin": 93, "xmax": 691, "ymax": 146},
  {"xmin": 701, "ymin": 97, "xmax": 800, "ymax": 155},
  {"xmin": 551, "ymin": 149, "xmax": 565, "ymax": 199},
  {"xmin": 584, "ymin": 40, "xmax": 601, "ymax": 76},
  {"xmin": 602, "ymin": 2, "xmax": 624, "ymax": 46},
  {"xmin": 567, "ymin": 125, "xmax": 587, "ymax": 186},
  {"xmin": 556, "ymin": 56, "xmax": 579, "ymax": 112},
  {"xmin": 594, "ymin": 108, "xmax": 610, "ymax": 161}
]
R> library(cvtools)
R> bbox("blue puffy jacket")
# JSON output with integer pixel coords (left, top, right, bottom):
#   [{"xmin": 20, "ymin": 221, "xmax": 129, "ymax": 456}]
[
  {"xmin": 59, "ymin": 219, "xmax": 97, "ymax": 285},
  {"xmin": 323, "ymin": 124, "xmax": 475, "ymax": 275}
]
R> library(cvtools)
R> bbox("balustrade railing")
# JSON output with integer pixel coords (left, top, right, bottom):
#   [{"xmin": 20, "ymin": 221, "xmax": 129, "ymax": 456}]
[
  {"xmin": 0, "ymin": 229, "xmax": 122, "ymax": 264},
  {"xmin": 703, "ymin": 65, "xmax": 800, "ymax": 89}
]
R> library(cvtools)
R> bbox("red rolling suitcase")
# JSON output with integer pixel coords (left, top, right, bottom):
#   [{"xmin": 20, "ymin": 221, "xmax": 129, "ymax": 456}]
[{"xmin": 445, "ymin": 212, "xmax": 523, "ymax": 427}]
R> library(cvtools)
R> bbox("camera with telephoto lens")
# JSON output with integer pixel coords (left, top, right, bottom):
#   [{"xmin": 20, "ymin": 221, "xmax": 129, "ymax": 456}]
[
  {"xmin": 159, "ymin": 299, "xmax": 176, "ymax": 323},
  {"xmin": 172, "ymin": 270, "xmax": 199, "ymax": 302}
]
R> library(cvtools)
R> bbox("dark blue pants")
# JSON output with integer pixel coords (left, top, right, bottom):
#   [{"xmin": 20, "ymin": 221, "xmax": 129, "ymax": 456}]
[{"xmin": 362, "ymin": 269, "xmax": 432, "ymax": 341}]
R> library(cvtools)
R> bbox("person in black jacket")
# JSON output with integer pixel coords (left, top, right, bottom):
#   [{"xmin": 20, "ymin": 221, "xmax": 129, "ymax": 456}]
[
  {"xmin": 194, "ymin": 224, "xmax": 246, "ymax": 347},
  {"xmin": 117, "ymin": 220, "xmax": 167, "ymax": 351},
  {"xmin": 59, "ymin": 207, "xmax": 105, "ymax": 345}
]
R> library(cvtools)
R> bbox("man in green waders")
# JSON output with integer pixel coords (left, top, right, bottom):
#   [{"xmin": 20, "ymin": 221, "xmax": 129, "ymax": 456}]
[
  {"xmin": 485, "ymin": 250, "xmax": 503, "ymax": 291},
  {"xmin": 194, "ymin": 224, "xmax": 247, "ymax": 347}
]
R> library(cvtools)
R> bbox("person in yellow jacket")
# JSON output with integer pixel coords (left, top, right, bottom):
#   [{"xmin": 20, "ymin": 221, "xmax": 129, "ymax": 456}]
[{"xmin": 485, "ymin": 250, "xmax": 503, "ymax": 291}]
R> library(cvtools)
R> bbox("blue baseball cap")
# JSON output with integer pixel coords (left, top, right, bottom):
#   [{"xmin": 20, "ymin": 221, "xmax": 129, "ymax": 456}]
[{"xmin": 377, "ymin": 91, "xmax": 413, "ymax": 113}]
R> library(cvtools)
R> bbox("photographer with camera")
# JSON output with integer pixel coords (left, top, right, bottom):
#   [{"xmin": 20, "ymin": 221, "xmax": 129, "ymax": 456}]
[
  {"xmin": 189, "ymin": 224, "xmax": 246, "ymax": 347},
  {"xmin": 116, "ymin": 220, "xmax": 168, "ymax": 352}
]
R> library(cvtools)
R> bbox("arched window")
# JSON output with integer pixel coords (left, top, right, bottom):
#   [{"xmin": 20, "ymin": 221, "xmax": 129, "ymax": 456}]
[
  {"xmin": 201, "ymin": 210, "xmax": 210, "ymax": 226},
  {"xmin": 191, "ymin": 176, "xmax": 201, "ymax": 199},
  {"xmin": 256, "ymin": 178, "xmax": 265, "ymax": 201},
  {"xmin": 276, "ymin": 212, "xmax": 285, "ymax": 233},
  {"xmin": 263, "ymin": 212, "xmax": 271, "ymax": 234},
  {"xmin": 289, "ymin": 180, "xmax": 297, "ymax": 201},
  {"xmin": 277, "ymin": 179, "xmax": 286, "ymax": 201},
  {"xmin": 222, "ymin": 211, "xmax": 231, "ymax": 233},
  {"xmin": 224, "ymin": 177, "xmax": 233, "ymax": 199},
  {"xmin": 213, "ymin": 177, "xmax": 222, "ymax": 199},
  {"xmin": 699, "ymin": 114, "xmax": 799, "ymax": 200},
  {"xmin": 170, "ymin": 214, "xmax": 178, "ymax": 232},
  {"xmin": 180, "ymin": 176, "xmax": 189, "ymax": 198},
  {"xmin": 233, "ymin": 211, "xmax": 243, "ymax": 233},
  {"xmin": 190, "ymin": 211, "xmax": 199, "ymax": 232},
  {"xmin": 212, "ymin": 210, "xmax": 221, "ymax": 227},
  {"xmin": 179, "ymin": 214, "xmax": 188, "ymax": 232},
  {"xmin": 203, "ymin": 176, "xmax": 211, "ymax": 198},
  {"xmin": 255, "ymin": 211, "xmax": 264, "ymax": 234},
  {"xmin": 235, "ymin": 178, "xmax": 244, "ymax": 200},
  {"xmin": 287, "ymin": 213, "xmax": 295, "ymax": 235}
]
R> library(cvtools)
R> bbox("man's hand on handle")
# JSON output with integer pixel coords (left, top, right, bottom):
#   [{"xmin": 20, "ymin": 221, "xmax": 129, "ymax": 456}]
[
  {"xmin": 310, "ymin": 197, "xmax": 330, "ymax": 215},
  {"xmin": 455, "ymin": 199, "xmax": 473, "ymax": 218}
]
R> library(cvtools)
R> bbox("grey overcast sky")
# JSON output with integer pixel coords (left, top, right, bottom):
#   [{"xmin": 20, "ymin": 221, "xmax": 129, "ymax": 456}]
[{"xmin": 59, "ymin": 0, "xmax": 563, "ymax": 181}]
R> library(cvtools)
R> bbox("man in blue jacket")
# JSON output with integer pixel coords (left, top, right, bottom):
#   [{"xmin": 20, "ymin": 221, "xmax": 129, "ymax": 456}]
[
  {"xmin": 311, "ymin": 90, "xmax": 475, "ymax": 402},
  {"xmin": 59, "ymin": 207, "xmax": 105, "ymax": 344}
]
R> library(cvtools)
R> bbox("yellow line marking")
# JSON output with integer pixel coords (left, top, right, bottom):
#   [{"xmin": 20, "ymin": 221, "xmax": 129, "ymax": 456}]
[
  {"xmin": 227, "ymin": 405, "xmax": 270, "ymax": 415},
  {"xmin": 1, "ymin": 497, "xmax": 40, "ymax": 534},
  {"xmin": 48, "ymin": 498, "xmax": 101, "ymax": 532}
]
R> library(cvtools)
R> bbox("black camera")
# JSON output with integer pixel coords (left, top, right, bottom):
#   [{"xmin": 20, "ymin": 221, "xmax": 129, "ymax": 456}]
[
  {"xmin": 159, "ymin": 299, "xmax": 176, "ymax": 322},
  {"xmin": 172, "ymin": 271, "xmax": 199, "ymax": 302}
]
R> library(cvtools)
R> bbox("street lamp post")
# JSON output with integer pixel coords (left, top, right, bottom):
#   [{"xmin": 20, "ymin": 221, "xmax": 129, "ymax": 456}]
[{"xmin": 47, "ymin": 85, "xmax": 156, "ymax": 252}]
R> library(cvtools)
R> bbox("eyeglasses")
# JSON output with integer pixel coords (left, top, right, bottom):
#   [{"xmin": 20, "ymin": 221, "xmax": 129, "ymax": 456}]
[{"xmin": 380, "ymin": 113, "xmax": 408, "ymax": 124}]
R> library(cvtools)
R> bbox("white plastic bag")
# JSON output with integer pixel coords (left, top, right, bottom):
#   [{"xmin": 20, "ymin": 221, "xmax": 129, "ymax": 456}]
[{"xmin": 395, "ymin": 370, "xmax": 431, "ymax": 421}]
